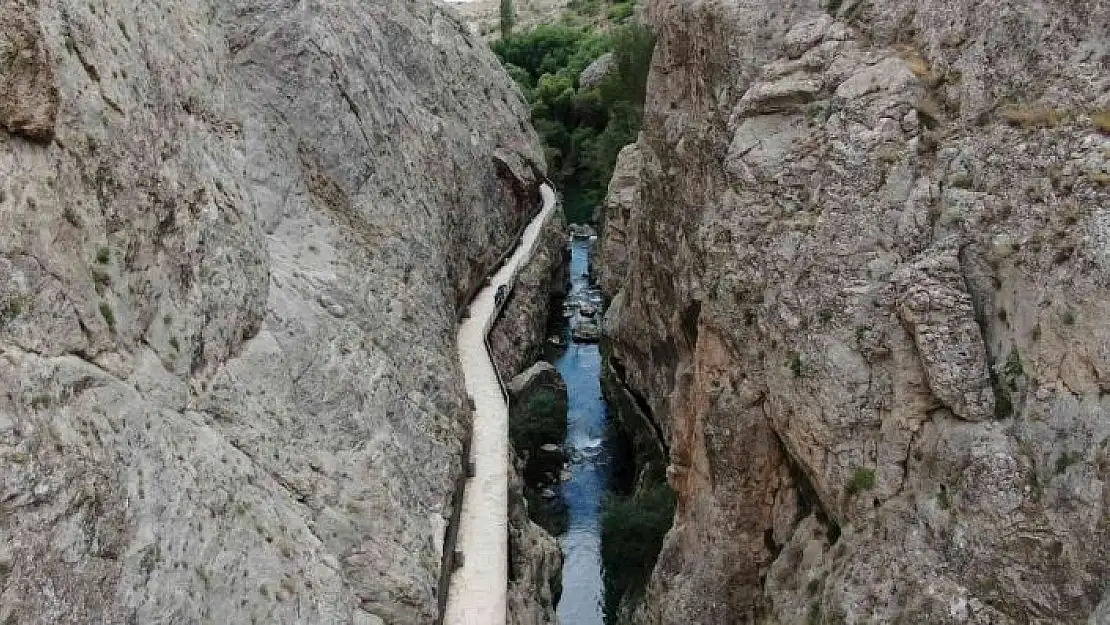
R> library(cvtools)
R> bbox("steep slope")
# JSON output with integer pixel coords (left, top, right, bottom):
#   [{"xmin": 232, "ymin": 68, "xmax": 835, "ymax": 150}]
[
  {"xmin": 599, "ymin": 0, "xmax": 1110, "ymax": 623},
  {"xmin": 0, "ymin": 0, "xmax": 551, "ymax": 623}
]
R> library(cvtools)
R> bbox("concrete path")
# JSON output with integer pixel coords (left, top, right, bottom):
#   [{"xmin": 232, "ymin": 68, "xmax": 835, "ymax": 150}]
[{"xmin": 445, "ymin": 184, "xmax": 558, "ymax": 625}]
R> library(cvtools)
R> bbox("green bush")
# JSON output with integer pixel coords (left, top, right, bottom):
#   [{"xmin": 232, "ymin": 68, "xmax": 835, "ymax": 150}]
[
  {"xmin": 845, "ymin": 468, "xmax": 876, "ymax": 495},
  {"xmin": 99, "ymin": 301, "xmax": 116, "ymax": 331},
  {"xmin": 492, "ymin": 16, "xmax": 654, "ymax": 223},
  {"xmin": 607, "ymin": 1, "xmax": 634, "ymax": 22},
  {"xmin": 509, "ymin": 390, "xmax": 566, "ymax": 456},
  {"xmin": 500, "ymin": 0, "xmax": 515, "ymax": 38},
  {"xmin": 601, "ymin": 483, "xmax": 675, "ymax": 620}
]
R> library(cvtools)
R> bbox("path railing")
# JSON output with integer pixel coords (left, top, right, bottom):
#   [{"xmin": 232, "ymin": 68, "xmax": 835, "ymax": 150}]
[{"xmin": 440, "ymin": 183, "xmax": 558, "ymax": 625}]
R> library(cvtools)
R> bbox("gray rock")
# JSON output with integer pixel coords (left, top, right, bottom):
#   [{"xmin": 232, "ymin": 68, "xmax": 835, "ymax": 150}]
[
  {"xmin": 0, "ymin": 0, "xmax": 552, "ymax": 623},
  {"xmin": 578, "ymin": 52, "xmax": 616, "ymax": 90},
  {"xmin": 598, "ymin": 0, "xmax": 1110, "ymax": 623},
  {"xmin": 0, "ymin": 0, "xmax": 58, "ymax": 141},
  {"xmin": 572, "ymin": 321, "xmax": 601, "ymax": 343}
]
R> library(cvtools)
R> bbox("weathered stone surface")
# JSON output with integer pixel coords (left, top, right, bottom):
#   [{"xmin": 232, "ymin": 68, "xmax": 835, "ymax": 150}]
[
  {"xmin": 0, "ymin": 0, "xmax": 58, "ymax": 141},
  {"xmin": 507, "ymin": 360, "xmax": 563, "ymax": 397},
  {"xmin": 490, "ymin": 207, "xmax": 569, "ymax": 379},
  {"xmin": 600, "ymin": 0, "xmax": 1110, "ymax": 622},
  {"xmin": 595, "ymin": 142, "xmax": 643, "ymax": 299},
  {"xmin": 0, "ymin": 0, "xmax": 549, "ymax": 623},
  {"xmin": 893, "ymin": 239, "xmax": 994, "ymax": 422},
  {"xmin": 579, "ymin": 52, "xmax": 617, "ymax": 90}
]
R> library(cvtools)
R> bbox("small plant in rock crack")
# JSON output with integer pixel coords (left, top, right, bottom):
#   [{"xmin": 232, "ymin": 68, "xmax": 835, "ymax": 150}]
[
  {"xmin": 789, "ymin": 351, "xmax": 806, "ymax": 378},
  {"xmin": 91, "ymin": 267, "xmax": 111, "ymax": 288},
  {"xmin": 845, "ymin": 468, "xmax": 876, "ymax": 496},
  {"xmin": 96, "ymin": 246, "xmax": 111, "ymax": 264},
  {"xmin": 1055, "ymin": 451, "xmax": 1079, "ymax": 474},
  {"xmin": 99, "ymin": 301, "xmax": 116, "ymax": 331},
  {"xmin": 936, "ymin": 484, "xmax": 952, "ymax": 510},
  {"xmin": 1092, "ymin": 109, "xmax": 1110, "ymax": 135}
]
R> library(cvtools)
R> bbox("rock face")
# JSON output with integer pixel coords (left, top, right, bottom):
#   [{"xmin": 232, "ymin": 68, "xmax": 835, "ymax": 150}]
[
  {"xmin": 0, "ymin": 0, "xmax": 549, "ymax": 623},
  {"xmin": 600, "ymin": 0, "xmax": 1110, "ymax": 623},
  {"xmin": 0, "ymin": 0, "xmax": 59, "ymax": 142},
  {"xmin": 579, "ymin": 52, "xmax": 617, "ymax": 90},
  {"xmin": 490, "ymin": 207, "xmax": 569, "ymax": 378},
  {"xmin": 595, "ymin": 142, "xmax": 643, "ymax": 299}
]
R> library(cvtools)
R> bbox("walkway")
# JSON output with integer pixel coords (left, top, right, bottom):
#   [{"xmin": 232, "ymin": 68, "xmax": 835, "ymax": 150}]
[{"xmin": 445, "ymin": 183, "xmax": 558, "ymax": 625}]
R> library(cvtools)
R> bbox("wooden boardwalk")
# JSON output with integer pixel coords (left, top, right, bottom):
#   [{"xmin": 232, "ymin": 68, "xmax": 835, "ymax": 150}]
[{"xmin": 444, "ymin": 184, "xmax": 558, "ymax": 625}]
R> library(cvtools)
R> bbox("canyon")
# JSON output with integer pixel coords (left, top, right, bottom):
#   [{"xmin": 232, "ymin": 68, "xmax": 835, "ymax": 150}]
[
  {"xmin": 4, "ymin": 0, "xmax": 1110, "ymax": 622},
  {"xmin": 597, "ymin": 0, "xmax": 1110, "ymax": 623}
]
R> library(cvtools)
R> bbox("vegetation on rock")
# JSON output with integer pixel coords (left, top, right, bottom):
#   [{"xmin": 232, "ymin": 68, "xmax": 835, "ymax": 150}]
[
  {"xmin": 601, "ymin": 482, "xmax": 675, "ymax": 621},
  {"xmin": 492, "ymin": 6, "xmax": 654, "ymax": 222},
  {"xmin": 509, "ymin": 389, "xmax": 566, "ymax": 458}
]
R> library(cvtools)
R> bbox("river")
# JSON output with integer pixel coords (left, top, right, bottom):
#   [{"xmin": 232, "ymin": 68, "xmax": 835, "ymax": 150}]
[{"xmin": 553, "ymin": 237, "xmax": 613, "ymax": 625}]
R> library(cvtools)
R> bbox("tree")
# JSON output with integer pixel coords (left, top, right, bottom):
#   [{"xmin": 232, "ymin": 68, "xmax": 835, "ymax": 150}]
[{"xmin": 500, "ymin": 0, "xmax": 515, "ymax": 39}]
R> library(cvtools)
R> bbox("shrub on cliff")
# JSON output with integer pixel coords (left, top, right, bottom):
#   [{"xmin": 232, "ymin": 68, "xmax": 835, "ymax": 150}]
[
  {"xmin": 601, "ymin": 482, "xmax": 675, "ymax": 619},
  {"xmin": 509, "ymin": 389, "xmax": 566, "ymax": 457},
  {"xmin": 492, "ymin": 15, "xmax": 655, "ymax": 223}
]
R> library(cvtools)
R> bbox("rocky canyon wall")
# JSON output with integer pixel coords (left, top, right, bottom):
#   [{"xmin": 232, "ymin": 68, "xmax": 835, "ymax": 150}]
[
  {"xmin": 600, "ymin": 0, "xmax": 1110, "ymax": 623},
  {"xmin": 0, "ymin": 0, "xmax": 550, "ymax": 623}
]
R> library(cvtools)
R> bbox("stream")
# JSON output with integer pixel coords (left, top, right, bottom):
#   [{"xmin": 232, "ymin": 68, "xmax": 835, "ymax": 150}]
[{"xmin": 553, "ymin": 236, "xmax": 614, "ymax": 625}]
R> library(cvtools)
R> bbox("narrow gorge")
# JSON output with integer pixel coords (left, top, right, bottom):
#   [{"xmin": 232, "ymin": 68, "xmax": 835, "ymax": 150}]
[{"xmin": 3, "ymin": 0, "xmax": 1109, "ymax": 623}]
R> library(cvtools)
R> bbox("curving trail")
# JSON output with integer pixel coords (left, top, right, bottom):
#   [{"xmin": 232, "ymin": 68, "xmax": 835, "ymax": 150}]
[{"xmin": 445, "ymin": 184, "xmax": 558, "ymax": 625}]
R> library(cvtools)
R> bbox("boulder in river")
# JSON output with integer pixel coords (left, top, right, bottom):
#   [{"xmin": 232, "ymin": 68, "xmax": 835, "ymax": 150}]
[{"xmin": 572, "ymin": 321, "xmax": 601, "ymax": 343}]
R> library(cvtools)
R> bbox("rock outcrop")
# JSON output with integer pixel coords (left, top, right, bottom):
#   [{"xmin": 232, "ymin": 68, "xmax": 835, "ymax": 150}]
[
  {"xmin": 503, "ymin": 362, "xmax": 567, "ymax": 625},
  {"xmin": 0, "ymin": 0, "xmax": 550, "ymax": 623},
  {"xmin": 490, "ymin": 205, "xmax": 569, "ymax": 378},
  {"xmin": 595, "ymin": 142, "xmax": 643, "ymax": 300},
  {"xmin": 600, "ymin": 0, "xmax": 1110, "ymax": 623}
]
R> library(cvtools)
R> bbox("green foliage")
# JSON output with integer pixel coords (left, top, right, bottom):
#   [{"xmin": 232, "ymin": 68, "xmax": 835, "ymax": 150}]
[
  {"xmin": 936, "ymin": 486, "xmax": 952, "ymax": 510},
  {"xmin": 99, "ymin": 301, "xmax": 116, "ymax": 331},
  {"xmin": 845, "ymin": 467, "xmax": 876, "ymax": 495},
  {"xmin": 601, "ymin": 483, "xmax": 675, "ymax": 620},
  {"xmin": 3, "ymin": 295, "xmax": 29, "ymax": 321},
  {"xmin": 500, "ymin": 0, "xmax": 515, "ymax": 38},
  {"xmin": 492, "ymin": 16, "xmax": 655, "ymax": 223},
  {"xmin": 509, "ymin": 390, "xmax": 566, "ymax": 456},
  {"xmin": 96, "ymin": 246, "xmax": 111, "ymax": 264},
  {"xmin": 1055, "ymin": 451, "xmax": 1078, "ymax": 474},
  {"xmin": 91, "ymin": 267, "xmax": 111, "ymax": 288},
  {"xmin": 789, "ymin": 351, "xmax": 805, "ymax": 378},
  {"xmin": 607, "ymin": 1, "xmax": 634, "ymax": 22}
]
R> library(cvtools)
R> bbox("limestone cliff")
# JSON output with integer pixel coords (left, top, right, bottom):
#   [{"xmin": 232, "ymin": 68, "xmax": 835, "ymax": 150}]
[
  {"xmin": 600, "ymin": 0, "xmax": 1110, "ymax": 623},
  {"xmin": 0, "ymin": 0, "xmax": 549, "ymax": 623}
]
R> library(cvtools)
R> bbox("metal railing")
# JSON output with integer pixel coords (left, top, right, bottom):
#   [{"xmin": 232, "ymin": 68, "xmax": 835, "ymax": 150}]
[{"xmin": 436, "ymin": 182, "xmax": 558, "ymax": 624}]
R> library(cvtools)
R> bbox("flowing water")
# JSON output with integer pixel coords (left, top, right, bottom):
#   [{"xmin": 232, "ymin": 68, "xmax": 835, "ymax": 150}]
[{"xmin": 554, "ymin": 238, "xmax": 613, "ymax": 625}]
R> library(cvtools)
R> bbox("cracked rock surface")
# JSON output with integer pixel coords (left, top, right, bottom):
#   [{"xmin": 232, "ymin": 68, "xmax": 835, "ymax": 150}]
[
  {"xmin": 599, "ymin": 0, "xmax": 1110, "ymax": 623},
  {"xmin": 0, "ymin": 0, "xmax": 547, "ymax": 623}
]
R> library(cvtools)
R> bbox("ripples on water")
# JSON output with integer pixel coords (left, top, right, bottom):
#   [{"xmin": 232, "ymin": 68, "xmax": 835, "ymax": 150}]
[{"xmin": 555, "ymin": 239, "xmax": 612, "ymax": 625}]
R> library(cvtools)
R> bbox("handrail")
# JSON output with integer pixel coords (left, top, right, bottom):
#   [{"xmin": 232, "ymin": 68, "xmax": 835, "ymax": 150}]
[
  {"xmin": 481, "ymin": 183, "xmax": 559, "ymax": 403},
  {"xmin": 438, "ymin": 182, "xmax": 558, "ymax": 625}
]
